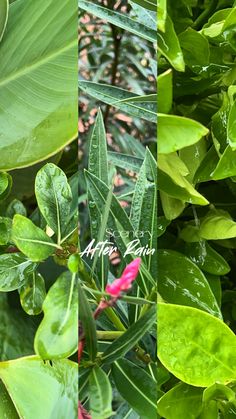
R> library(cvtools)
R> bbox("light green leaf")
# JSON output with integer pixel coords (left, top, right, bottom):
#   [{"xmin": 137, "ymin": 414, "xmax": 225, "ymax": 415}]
[
  {"xmin": 178, "ymin": 28, "xmax": 210, "ymax": 72},
  {"xmin": 200, "ymin": 210, "xmax": 236, "ymax": 240},
  {"xmin": 158, "ymin": 15, "xmax": 185, "ymax": 72},
  {"xmin": 112, "ymin": 359, "xmax": 157, "ymax": 419},
  {"xmin": 157, "ymin": 383, "xmax": 203, "ymax": 419},
  {"xmin": 0, "ymin": 0, "xmax": 8, "ymax": 43},
  {"xmin": 35, "ymin": 163, "xmax": 72, "ymax": 243},
  {"xmin": 0, "ymin": 356, "xmax": 78, "ymax": 419},
  {"xmin": 89, "ymin": 366, "xmax": 113, "ymax": 419},
  {"xmin": 158, "ymin": 250, "xmax": 222, "ymax": 318},
  {"xmin": 79, "ymin": 81, "xmax": 157, "ymax": 122},
  {"xmin": 158, "ymin": 303, "xmax": 236, "ymax": 387},
  {"xmin": 158, "ymin": 69, "xmax": 172, "ymax": 114},
  {"xmin": 158, "ymin": 114, "xmax": 209, "ymax": 154},
  {"xmin": 79, "ymin": 0, "xmax": 156, "ymax": 43},
  {"xmin": 160, "ymin": 192, "xmax": 185, "ymax": 220},
  {"xmin": 203, "ymin": 383, "xmax": 236, "ymax": 404},
  {"xmin": 0, "ymin": 172, "xmax": 12, "ymax": 200},
  {"xmin": 157, "ymin": 0, "xmax": 167, "ymax": 32},
  {"xmin": 34, "ymin": 271, "xmax": 78, "ymax": 359},
  {"xmin": 101, "ymin": 305, "xmax": 156, "ymax": 364},
  {"xmin": 79, "ymin": 282, "xmax": 97, "ymax": 361},
  {"xmin": 0, "ymin": 217, "xmax": 12, "ymax": 245},
  {"xmin": 212, "ymin": 145, "xmax": 236, "ymax": 180},
  {"xmin": 12, "ymin": 214, "xmax": 56, "ymax": 262},
  {"xmin": 0, "ymin": 0, "xmax": 77, "ymax": 170},
  {"xmin": 19, "ymin": 271, "xmax": 46, "ymax": 315},
  {"xmin": 0, "ymin": 253, "xmax": 37, "ymax": 291}
]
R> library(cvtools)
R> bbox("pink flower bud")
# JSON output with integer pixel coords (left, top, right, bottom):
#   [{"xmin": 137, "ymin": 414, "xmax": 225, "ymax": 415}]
[{"xmin": 105, "ymin": 258, "xmax": 141, "ymax": 297}]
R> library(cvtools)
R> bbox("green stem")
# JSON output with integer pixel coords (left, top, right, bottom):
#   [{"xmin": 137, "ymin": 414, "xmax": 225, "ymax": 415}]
[
  {"xmin": 97, "ymin": 331, "xmax": 124, "ymax": 340},
  {"xmin": 192, "ymin": 0, "xmax": 219, "ymax": 30}
]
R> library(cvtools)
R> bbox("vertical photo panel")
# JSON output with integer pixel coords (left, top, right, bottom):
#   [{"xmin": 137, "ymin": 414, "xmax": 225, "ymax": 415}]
[
  {"xmin": 0, "ymin": 0, "xmax": 78, "ymax": 418},
  {"xmin": 78, "ymin": 0, "xmax": 157, "ymax": 418}
]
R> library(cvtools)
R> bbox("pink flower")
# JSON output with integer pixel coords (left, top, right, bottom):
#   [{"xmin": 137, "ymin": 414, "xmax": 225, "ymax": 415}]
[
  {"xmin": 78, "ymin": 402, "xmax": 91, "ymax": 419},
  {"xmin": 105, "ymin": 258, "xmax": 141, "ymax": 297}
]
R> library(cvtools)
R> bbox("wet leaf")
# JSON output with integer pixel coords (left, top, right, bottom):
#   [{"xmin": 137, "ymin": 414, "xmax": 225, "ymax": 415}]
[
  {"xmin": 0, "ymin": 253, "xmax": 37, "ymax": 291},
  {"xmin": 19, "ymin": 271, "xmax": 46, "ymax": 315}
]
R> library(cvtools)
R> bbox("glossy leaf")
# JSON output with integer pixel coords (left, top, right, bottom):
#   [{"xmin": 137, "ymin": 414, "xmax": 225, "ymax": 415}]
[
  {"xmin": 0, "ymin": 172, "xmax": 12, "ymax": 200},
  {"xmin": 112, "ymin": 359, "xmax": 157, "ymax": 419},
  {"xmin": 0, "ymin": 0, "xmax": 8, "ymax": 43},
  {"xmin": 0, "ymin": 0, "xmax": 77, "ymax": 170},
  {"xmin": 0, "ymin": 217, "xmax": 11, "ymax": 245},
  {"xmin": 158, "ymin": 69, "xmax": 172, "ymax": 114},
  {"xmin": 101, "ymin": 305, "xmax": 156, "ymax": 364},
  {"xmin": 158, "ymin": 15, "xmax": 185, "ymax": 72},
  {"xmin": 79, "ymin": 1, "xmax": 156, "ymax": 43},
  {"xmin": 158, "ymin": 0, "xmax": 167, "ymax": 31},
  {"xmin": 35, "ymin": 163, "xmax": 72, "ymax": 242},
  {"xmin": 200, "ymin": 210, "xmax": 236, "ymax": 240},
  {"xmin": 0, "ymin": 253, "xmax": 37, "ymax": 291},
  {"xmin": 158, "ymin": 250, "xmax": 222, "ymax": 318},
  {"xmin": 79, "ymin": 282, "xmax": 97, "ymax": 361},
  {"xmin": 0, "ymin": 356, "xmax": 78, "ymax": 419},
  {"xmin": 79, "ymin": 81, "xmax": 157, "ymax": 123},
  {"xmin": 157, "ymin": 383, "xmax": 203, "ymax": 419},
  {"xmin": 184, "ymin": 241, "xmax": 230, "ymax": 275},
  {"xmin": 212, "ymin": 146, "xmax": 236, "ymax": 180},
  {"xmin": 158, "ymin": 114, "xmax": 209, "ymax": 154},
  {"xmin": 12, "ymin": 214, "xmax": 56, "ymax": 262},
  {"xmin": 34, "ymin": 271, "xmax": 78, "ymax": 359},
  {"xmin": 89, "ymin": 366, "xmax": 113, "ymax": 419},
  {"xmin": 158, "ymin": 303, "xmax": 236, "ymax": 387},
  {"xmin": 178, "ymin": 28, "xmax": 210, "ymax": 73},
  {"xmin": 19, "ymin": 271, "xmax": 46, "ymax": 315},
  {"xmin": 131, "ymin": 0, "xmax": 157, "ymax": 12}
]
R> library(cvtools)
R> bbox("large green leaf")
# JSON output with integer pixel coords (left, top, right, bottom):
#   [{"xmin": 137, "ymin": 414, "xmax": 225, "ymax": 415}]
[
  {"xmin": 112, "ymin": 359, "xmax": 157, "ymax": 419},
  {"xmin": 184, "ymin": 241, "xmax": 230, "ymax": 275},
  {"xmin": 89, "ymin": 366, "xmax": 113, "ymax": 419},
  {"xmin": 158, "ymin": 303, "xmax": 236, "ymax": 387},
  {"xmin": 158, "ymin": 250, "xmax": 222, "ymax": 318},
  {"xmin": 34, "ymin": 272, "xmax": 78, "ymax": 359},
  {"xmin": 0, "ymin": 0, "xmax": 8, "ymax": 43},
  {"xmin": 0, "ymin": 253, "xmax": 37, "ymax": 291},
  {"xmin": 200, "ymin": 210, "xmax": 236, "ymax": 240},
  {"xmin": 35, "ymin": 163, "xmax": 72, "ymax": 243},
  {"xmin": 79, "ymin": 0, "xmax": 156, "ymax": 43},
  {"xmin": 12, "ymin": 214, "xmax": 56, "ymax": 261},
  {"xmin": 0, "ymin": 0, "xmax": 77, "ymax": 170},
  {"xmin": 157, "ymin": 383, "xmax": 203, "ymax": 419},
  {"xmin": 19, "ymin": 271, "xmax": 46, "ymax": 315},
  {"xmin": 0, "ymin": 356, "xmax": 77, "ymax": 419},
  {"xmin": 158, "ymin": 15, "xmax": 185, "ymax": 72},
  {"xmin": 101, "ymin": 305, "xmax": 156, "ymax": 364},
  {"xmin": 79, "ymin": 81, "xmax": 157, "ymax": 122},
  {"xmin": 158, "ymin": 115, "xmax": 209, "ymax": 153}
]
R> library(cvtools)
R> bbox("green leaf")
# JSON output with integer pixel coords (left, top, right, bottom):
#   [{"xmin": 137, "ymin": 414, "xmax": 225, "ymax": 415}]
[
  {"xmin": 178, "ymin": 28, "xmax": 210, "ymax": 73},
  {"xmin": 79, "ymin": 81, "xmax": 157, "ymax": 123},
  {"xmin": 157, "ymin": 0, "xmax": 167, "ymax": 32},
  {"xmin": 0, "ymin": 356, "xmax": 78, "ymax": 419},
  {"xmin": 79, "ymin": 0, "xmax": 156, "ymax": 43},
  {"xmin": 0, "ymin": 172, "xmax": 12, "ymax": 200},
  {"xmin": 158, "ymin": 114, "xmax": 209, "ymax": 153},
  {"xmin": 89, "ymin": 366, "xmax": 113, "ymax": 419},
  {"xmin": 203, "ymin": 383, "xmax": 236, "ymax": 404},
  {"xmin": 101, "ymin": 305, "xmax": 156, "ymax": 364},
  {"xmin": 0, "ymin": 380, "xmax": 19, "ymax": 419},
  {"xmin": 157, "ymin": 383, "xmax": 203, "ymax": 419},
  {"xmin": 158, "ymin": 15, "xmax": 185, "ymax": 72},
  {"xmin": 200, "ymin": 210, "xmax": 236, "ymax": 240},
  {"xmin": 158, "ymin": 69, "xmax": 172, "ymax": 114},
  {"xmin": 0, "ymin": 253, "xmax": 37, "ymax": 291},
  {"xmin": 12, "ymin": 214, "xmax": 56, "ymax": 262},
  {"xmin": 112, "ymin": 359, "xmax": 157, "ymax": 419},
  {"xmin": 6, "ymin": 199, "xmax": 27, "ymax": 218},
  {"xmin": 34, "ymin": 271, "xmax": 78, "ymax": 359},
  {"xmin": 0, "ymin": 0, "xmax": 77, "ymax": 170},
  {"xmin": 108, "ymin": 152, "xmax": 143, "ymax": 173},
  {"xmin": 19, "ymin": 271, "xmax": 46, "ymax": 315},
  {"xmin": 158, "ymin": 250, "xmax": 222, "ymax": 318},
  {"xmin": 158, "ymin": 303, "xmax": 236, "ymax": 387},
  {"xmin": 158, "ymin": 153, "xmax": 209, "ymax": 205},
  {"xmin": 0, "ymin": 0, "xmax": 8, "ymax": 43},
  {"xmin": 35, "ymin": 163, "xmax": 72, "ymax": 243},
  {"xmin": 212, "ymin": 145, "xmax": 236, "ymax": 180},
  {"xmin": 0, "ymin": 217, "xmax": 12, "ymax": 245},
  {"xmin": 131, "ymin": 0, "xmax": 157, "ymax": 12},
  {"xmin": 160, "ymin": 192, "xmax": 185, "ymax": 220},
  {"xmin": 184, "ymin": 241, "xmax": 230, "ymax": 275},
  {"xmin": 79, "ymin": 281, "xmax": 97, "ymax": 361}
]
